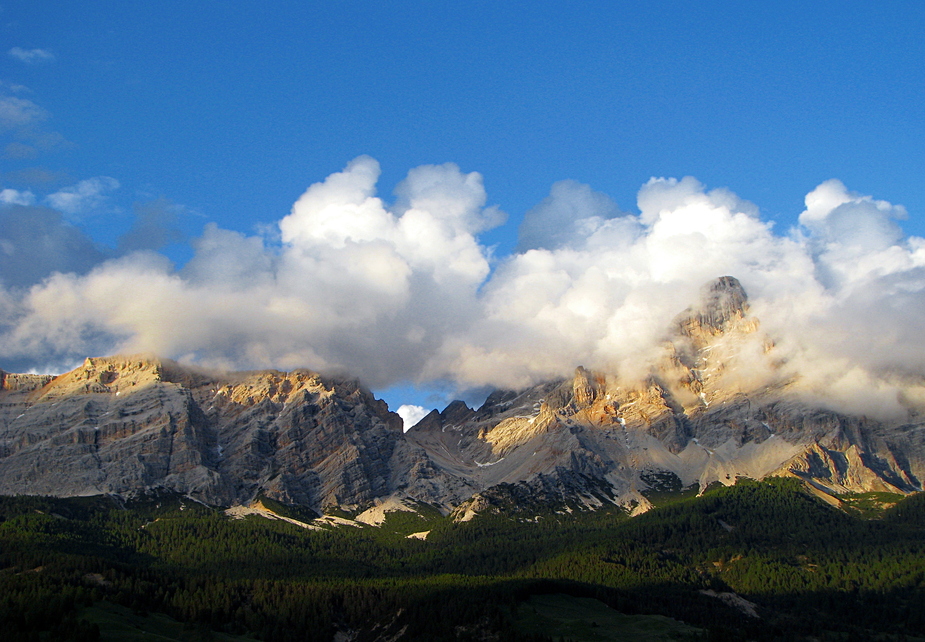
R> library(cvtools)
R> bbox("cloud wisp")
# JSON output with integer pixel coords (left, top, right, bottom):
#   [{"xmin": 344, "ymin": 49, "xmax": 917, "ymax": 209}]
[
  {"xmin": 0, "ymin": 86, "xmax": 69, "ymax": 159},
  {"xmin": 8, "ymin": 48, "xmax": 56, "ymax": 64},
  {"xmin": 44, "ymin": 177, "xmax": 120, "ymax": 217},
  {"xmin": 1, "ymin": 158, "xmax": 924, "ymax": 417}
]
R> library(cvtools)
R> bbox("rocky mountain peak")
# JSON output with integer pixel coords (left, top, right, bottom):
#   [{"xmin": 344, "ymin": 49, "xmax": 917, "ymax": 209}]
[
  {"xmin": 572, "ymin": 366, "xmax": 601, "ymax": 407},
  {"xmin": 0, "ymin": 370, "xmax": 54, "ymax": 393},
  {"xmin": 32, "ymin": 354, "xmax": 173, "ymax": 401},
  {"xmin": 677, "ymin": 275, "xmax": 750, "ymax": 340}
]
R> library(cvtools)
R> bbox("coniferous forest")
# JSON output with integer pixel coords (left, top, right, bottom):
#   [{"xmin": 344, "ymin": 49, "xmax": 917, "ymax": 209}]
[{"xmin": 2, "ymin": 478, "xmax": 925, "ymax": 641}]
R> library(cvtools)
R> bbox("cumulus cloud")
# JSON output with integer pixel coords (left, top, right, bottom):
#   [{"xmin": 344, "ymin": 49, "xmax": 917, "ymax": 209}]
[
  {"xmin": 396, "ymin": 405, "xmax": 430, "ymax": 431},
  {"xmin": 0, "ymin": 204, "xmax": 107, "ymax": 289},
  {"xmin": 45, "ymin": 177, "xmax": 120, "ymax": 216},
  {"xmin": 432, "ymin": 175, "xmax": 797, "ymax": 389},
  {"xmin": 8, "ymin": 48, "xmax": 55, "ymax": 64},
  {"xmin": 517, "ymin": 179, "xmax": 624, "ymax": 251},
  {"xmin": 0, "ymin": 158, "xmax": 503, "ymax": 383},
  {"xmin": 0, "ymin": 188, "xmax": 35, "ymax": 206},
  {"xmin": 1, "ymin": 156, "xmax": 925, "ymax": 419},
  {"xmin": 800, "ymin": 179, "xmax": 906, "ymax": 250}
]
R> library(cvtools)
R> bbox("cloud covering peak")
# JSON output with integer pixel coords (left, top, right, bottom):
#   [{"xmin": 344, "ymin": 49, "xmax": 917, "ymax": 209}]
[{"xmin": 2, "ymin": 157, "xmax": 924, "ymax": 416}]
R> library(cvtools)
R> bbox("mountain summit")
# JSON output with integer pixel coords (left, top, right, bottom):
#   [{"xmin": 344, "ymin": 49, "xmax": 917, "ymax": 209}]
[{"xmin": 2, "ymin": 277, "xmax": 924, "ymax": 515}]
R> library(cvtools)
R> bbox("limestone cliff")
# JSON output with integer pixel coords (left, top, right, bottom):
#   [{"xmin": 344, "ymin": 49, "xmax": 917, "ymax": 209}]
[{"xmin": 0, "ymin": 355, "xmax": 467, "ymax": 511}]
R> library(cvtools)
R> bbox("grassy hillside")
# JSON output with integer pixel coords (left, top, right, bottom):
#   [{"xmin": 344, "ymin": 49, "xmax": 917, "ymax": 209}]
[{"xmin": 1, "ymin": 479, "xmax": 924, "ymax": 641}]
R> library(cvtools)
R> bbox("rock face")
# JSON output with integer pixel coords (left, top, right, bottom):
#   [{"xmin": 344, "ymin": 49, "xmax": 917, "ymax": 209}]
[
  {"xmin": 0, "ymin": 356, "xmax": 466, "ymax": 511},
  {"xmin": 2, "ymin": 276, "xmax": 925, "ymax": 514},
  {"xmin": 407, "ymin": 276, "xmax": 925, "ymax": 512}
]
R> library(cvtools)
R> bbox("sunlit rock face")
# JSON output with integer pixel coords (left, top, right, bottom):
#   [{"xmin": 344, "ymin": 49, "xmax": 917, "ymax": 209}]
[
  {"xmin": 407, "ymin": 276, "xmax": 925, "ymax": 513},
  {"xmin": 0, "ymin": 355, "xmax": 467, "ymax": 511},
  {"xmin": 2, "ymin": 276, "xmax": 925, "ymax": 516}
]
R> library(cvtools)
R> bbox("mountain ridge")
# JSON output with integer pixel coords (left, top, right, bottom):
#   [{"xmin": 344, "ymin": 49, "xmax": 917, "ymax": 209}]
[{"xmin": 2, "ymin": 276, "xmax": 924, "ymax": 516}]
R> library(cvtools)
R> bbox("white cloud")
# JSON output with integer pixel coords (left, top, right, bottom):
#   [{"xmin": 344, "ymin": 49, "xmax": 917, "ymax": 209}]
[
  {"xmin": 8, "ymin": 48, "xmax": 55, "ymax": 64},
  {"xmin": 396, "ymin": 404, "xmax": 430, "ymax": 431},
  {"xmin": 0, "ymin": 158, "xmax": 503, "ymax": 384},
  {"xmin": 2, "ymin": 157, "xmax": 925, "ymax": 419},
  {"xmin": 517, "ymin": 179, "xmax": 623, "ymax": 251},
  {"xmin": 800, "ymin": 178, "xmax": 905, "ymax": 251},
  {"xmin": 0, "ymin": 188, "xmax": 35, "ymax": 206},
  {"xmin": 0, "ymin": 96, "xmax": 47, "ymax": 131},
  {"xmin": 45, "ymin": 177, "xmax": 120, "ymax": 216}
]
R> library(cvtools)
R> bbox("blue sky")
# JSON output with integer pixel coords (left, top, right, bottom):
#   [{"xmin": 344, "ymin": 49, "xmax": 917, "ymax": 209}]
[{"xmin": 2, "ymin": 2, "xmax": 925, "ymax": 422}]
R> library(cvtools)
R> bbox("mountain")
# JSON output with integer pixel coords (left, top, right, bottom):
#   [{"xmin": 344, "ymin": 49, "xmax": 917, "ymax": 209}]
[
  {"xmin": 2, "ymin": 276, "xmax": 924, "ymax": 515},
  {"xmin": 0, "ymin": 357, "xmax": 471, "ymax": 511},
  {"xmin": 409, "ymin": 276, "xmax": 925, "ymax": 516}
]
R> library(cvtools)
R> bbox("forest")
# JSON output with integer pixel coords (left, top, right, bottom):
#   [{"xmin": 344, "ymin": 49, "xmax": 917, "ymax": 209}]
[{"xmin": 1, "ymin": 477, "xmax": 924, "ymax": 641}]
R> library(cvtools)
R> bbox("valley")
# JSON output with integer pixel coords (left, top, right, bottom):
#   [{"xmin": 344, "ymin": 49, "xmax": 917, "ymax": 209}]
[{"xmin": 1, "ymin": 479, "xmax": 924, "ymax": 640}]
